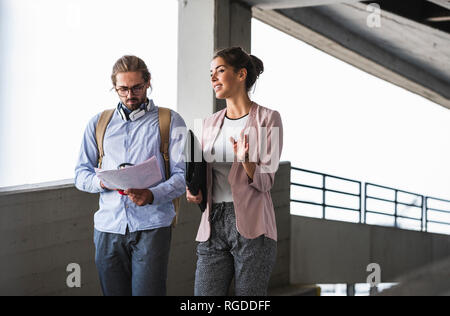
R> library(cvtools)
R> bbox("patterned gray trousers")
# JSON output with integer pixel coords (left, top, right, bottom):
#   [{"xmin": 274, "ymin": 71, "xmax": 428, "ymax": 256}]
[{"xmin": 194, "ymin": 202, "xmax": 277, "ymax": 296}]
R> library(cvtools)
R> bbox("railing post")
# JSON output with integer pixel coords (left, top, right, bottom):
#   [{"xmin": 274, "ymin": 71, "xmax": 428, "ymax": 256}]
[
  {"xmin": 346, "ymin": 284, "xmax": 355, "ymax": 296},
  {"xmin": 394, "ymin": 190, "xmax": 398, "ymax": 228},
  {"xmin": 364, "ymin": 183, "xmax": 368, "ymax": 224},
  {"xmin": 359, "ymin": 182, "xmax": 362, "ymax": 224},
  {"xmin": 322, "ymin": 175, "xmax": 326, "ymax": 219},
  {"xmin": 421, "ymin": 195, "xmax": 424, "ymax": 232}
]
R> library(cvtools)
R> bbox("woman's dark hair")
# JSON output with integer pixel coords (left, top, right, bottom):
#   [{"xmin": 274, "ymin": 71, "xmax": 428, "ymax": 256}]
[{"xmin": 213, "ymin": 47, "xmax": 264, "ymax": 92}]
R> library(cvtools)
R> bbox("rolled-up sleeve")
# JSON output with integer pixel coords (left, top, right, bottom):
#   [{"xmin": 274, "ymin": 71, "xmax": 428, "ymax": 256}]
[
  {"xmin": 249, "ymin": 110, "xmax": 283, "ymax": 193},
  {"xmin": 151, "ymin": 111, "xmax": 187, "ymax": 205}
]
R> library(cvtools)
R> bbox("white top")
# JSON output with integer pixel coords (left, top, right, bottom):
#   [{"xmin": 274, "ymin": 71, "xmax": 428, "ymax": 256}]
[{"xmin": 212, "ymin": 114, "xmax": 249, "ymax": 203}]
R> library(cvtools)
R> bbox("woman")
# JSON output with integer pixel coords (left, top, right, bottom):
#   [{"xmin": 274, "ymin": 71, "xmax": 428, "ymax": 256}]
[{"xmin": 186, "ymin": 47, "xmax": 283, "ymax": 296}]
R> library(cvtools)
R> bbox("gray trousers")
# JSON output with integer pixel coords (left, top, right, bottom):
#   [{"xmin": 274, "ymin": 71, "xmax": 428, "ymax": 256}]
[
  {"xmin": 94, "ymin": 226, "xmax": 171, "ymax": 296},
  {"xmin": 195, "ymin": 202, "xmax": 277, "ymax": 296}
]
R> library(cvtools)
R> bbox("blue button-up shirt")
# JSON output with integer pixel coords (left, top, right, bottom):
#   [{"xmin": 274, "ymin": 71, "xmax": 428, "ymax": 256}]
[{"xmin": 75, "ymin": 99, "xmax": 187, "ymax": 234}]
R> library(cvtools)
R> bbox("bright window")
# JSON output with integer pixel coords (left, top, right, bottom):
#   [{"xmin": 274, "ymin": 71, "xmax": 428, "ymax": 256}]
[{"xmin": 0, "ymin": 0, "xmax": 178, "ymax": 187}]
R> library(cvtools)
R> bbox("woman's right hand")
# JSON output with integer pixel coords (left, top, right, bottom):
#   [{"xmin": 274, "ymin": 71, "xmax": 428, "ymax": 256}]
[{"xmin": 186, "ymin": 187, "xmax": 203, "ymax": 204}]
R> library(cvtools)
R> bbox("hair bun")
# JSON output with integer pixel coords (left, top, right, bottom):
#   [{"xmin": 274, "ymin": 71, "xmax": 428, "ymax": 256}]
[{"xmin": 249, "ymin": 54, "xmax": 264, "ymax": 77}]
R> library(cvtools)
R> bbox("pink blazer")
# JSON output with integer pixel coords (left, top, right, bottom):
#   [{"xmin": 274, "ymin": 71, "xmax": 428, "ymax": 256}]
[{"xmin": 195, "ymin": 102, "xmax": 283, "ymax": 242}]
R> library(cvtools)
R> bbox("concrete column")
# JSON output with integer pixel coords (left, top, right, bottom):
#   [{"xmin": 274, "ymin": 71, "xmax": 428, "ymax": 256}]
[
  {"xmin": 177, "ymin": 0, "xmax": 252, "ymax": 127},
  {"xmin": 214, "ymin": 0, "xmax": 252, "ymax": 112},
  {"xmin": 177, "ymin": 0, "xmax": 216, "ymax": 131},
  {"xmin": 346, "ymin": 284, "xmax": 355, "ymax": 296},
  {"xmin": 215, "ymin": 0, "xmax": 252, "ymax": 53}
]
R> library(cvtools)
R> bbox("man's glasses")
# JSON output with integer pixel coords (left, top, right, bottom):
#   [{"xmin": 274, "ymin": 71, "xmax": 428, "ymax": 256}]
[{"xmin": 115, "ymin": 83, "xmax": 146, "ymax": 97}]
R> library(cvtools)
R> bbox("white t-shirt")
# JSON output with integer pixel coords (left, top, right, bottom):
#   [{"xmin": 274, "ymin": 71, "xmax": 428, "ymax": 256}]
[{"xmin": 212, "ymin": 114, "xmax": 249, "ymax": 203}]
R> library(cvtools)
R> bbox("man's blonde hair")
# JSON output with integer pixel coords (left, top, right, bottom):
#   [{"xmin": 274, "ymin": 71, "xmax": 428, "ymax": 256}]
[{"xmin": 111, "ymin": 55, "xmax": 151, "ymax": 86}]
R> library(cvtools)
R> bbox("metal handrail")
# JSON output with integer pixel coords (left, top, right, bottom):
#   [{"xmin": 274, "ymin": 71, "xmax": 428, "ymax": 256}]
[
  {"xmin": 425, "ymin": 196, "xmax": 450, "ymax": 231},
  {"xmin": 290, "ymin": 167, "xmax": 362, "ymax": 223},
  {"xmin": 365, "ymin": 182, "xmax": 424, "ymax": 230},
  {"xmin": 290, "ymin": 166, "xmax": 450, "ymax": 235}
]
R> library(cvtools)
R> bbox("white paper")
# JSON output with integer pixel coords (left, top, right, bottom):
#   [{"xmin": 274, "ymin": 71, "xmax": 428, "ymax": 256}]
[{"xmin": 95, "ymin": 156, "xmax": 163, "ymax": 190}]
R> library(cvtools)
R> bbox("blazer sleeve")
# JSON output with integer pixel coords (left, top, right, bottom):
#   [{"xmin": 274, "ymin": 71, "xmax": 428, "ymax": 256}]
[{"xmin": 249, "ymin": 110, "xmax": 283, "ymax": 193}]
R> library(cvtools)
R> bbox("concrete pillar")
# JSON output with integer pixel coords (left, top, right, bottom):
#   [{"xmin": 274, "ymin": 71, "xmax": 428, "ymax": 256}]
[
  {"xmin": 214, "ymin": 0, "xmax": 252, "ymax": 112},
  {"xmin": 177, "ymin": 0, "xmax": 216, "ymax": 131},
  {"xmin": 346, "ymin": 283, "xmax": 355, "ymax": 296},
  {"xmin": 177, "ymin": 0, "xmax": 252, "ymax": 128},
  {"xmin": 369, "ymin": 286, "xmax": 379, "ymax": 296},
  {"xmin": 215, "ymin": 0, "xmax": 252, "ymax": 55}
]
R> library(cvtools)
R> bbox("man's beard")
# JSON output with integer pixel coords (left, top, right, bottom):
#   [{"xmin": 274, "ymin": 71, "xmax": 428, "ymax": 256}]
[{"xmin": 125, "ymin": 97, "xmax": 146, "ymax": 111}]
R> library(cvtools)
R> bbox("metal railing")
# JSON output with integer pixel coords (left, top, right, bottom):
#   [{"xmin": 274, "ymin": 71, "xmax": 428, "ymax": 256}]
[
  {"xmin": 291, "ymin": 166, "xmax": 450, "ymax": 235},
  {"xmin": 425, "ymin": 196, "xmax": 450, "ymax": 232},
  {"xmin": 290, "ymin": 167, "xmax": 362, "ymax": 223},
  {"xmin": 365, "ymin": 183, "xmax": 424, "ymax": 231}
]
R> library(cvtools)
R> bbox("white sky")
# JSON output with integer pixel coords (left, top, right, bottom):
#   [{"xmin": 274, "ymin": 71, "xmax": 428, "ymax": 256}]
[{"xmin": 1, "ymin": 1, "xmax": 450, "ymax": 210}]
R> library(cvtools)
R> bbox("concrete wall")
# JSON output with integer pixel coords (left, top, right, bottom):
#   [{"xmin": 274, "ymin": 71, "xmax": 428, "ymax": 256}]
[
  {"xmin": 0, "ymin": 162, "xmax": 291, "ymax": 296},
  {"xmin": 0, "ymin": 182, "xmax": 100, "ymax": 295},
  {"xmin": 290, "ymin": 216, "xmax": 450, "ymax": 285},
  {"xmin": 378, "ymin": 255, "xmax": 450, "ymax": 296}
]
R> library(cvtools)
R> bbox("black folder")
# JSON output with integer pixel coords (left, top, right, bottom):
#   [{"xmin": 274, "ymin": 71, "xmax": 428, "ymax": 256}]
[{"xmin": 185, "ymin": 130, "xmax": 207, "ymax": 212}]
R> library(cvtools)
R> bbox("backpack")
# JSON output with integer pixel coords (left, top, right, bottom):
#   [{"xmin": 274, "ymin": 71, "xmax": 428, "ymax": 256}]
[{"xmin": 95, "ymin": 107, "xmax": 181, "ymax": 227}]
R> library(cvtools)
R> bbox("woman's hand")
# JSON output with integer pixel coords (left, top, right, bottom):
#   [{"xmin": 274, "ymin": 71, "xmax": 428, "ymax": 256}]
[
  {"xmin": 230, "ymin": 133, "xmax": 255, "ymax": 180},
  {"xmin": 230, "ymin": 134, "xmax": 249, "ymax": 162},
  {"xmin": 186, "ymin": 187, "xmax": 203, "ymax": 204}
]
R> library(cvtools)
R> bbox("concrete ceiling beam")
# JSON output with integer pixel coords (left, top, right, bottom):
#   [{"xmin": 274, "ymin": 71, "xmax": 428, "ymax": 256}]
[
  {"xmin": 426, "ymin": 0, "xmax": 450, "ymax": 11},
  {"xmin": 239, "ymin": 0, "xmax": 362, "ymax": 10},
  {"xmin": 252, "ymin": 4, "xmax": 450, "ymax": 109}
]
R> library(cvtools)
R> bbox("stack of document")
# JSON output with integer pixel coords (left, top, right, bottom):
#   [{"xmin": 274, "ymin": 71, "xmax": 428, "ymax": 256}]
[{"xmin": 95, "ymin": 156, "xmax": 162, "ymax": 190}]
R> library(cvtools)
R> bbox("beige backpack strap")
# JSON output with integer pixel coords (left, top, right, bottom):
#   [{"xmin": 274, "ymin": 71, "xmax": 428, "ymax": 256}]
[
  {"xmin": 95, "ymin": 109, "xmax": 115, "ymax": 168},
  {"xmin": 158, "ymin": 107, "xmax": 181, "ymax": 227},
  {"xmin": 158, "ymin": 107, "xmax": 171, "ymax": 180}
]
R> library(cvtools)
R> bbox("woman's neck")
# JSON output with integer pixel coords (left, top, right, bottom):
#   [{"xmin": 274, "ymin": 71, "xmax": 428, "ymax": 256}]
[{"xmin": 226, "ymin": 94, "xmax": 253, "ymax": 119}]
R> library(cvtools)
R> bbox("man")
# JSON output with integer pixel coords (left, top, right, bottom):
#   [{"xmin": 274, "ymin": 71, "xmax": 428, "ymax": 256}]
[{"xmin": 75, "ymin": 55, "xmax": 186, "ymax": 296}]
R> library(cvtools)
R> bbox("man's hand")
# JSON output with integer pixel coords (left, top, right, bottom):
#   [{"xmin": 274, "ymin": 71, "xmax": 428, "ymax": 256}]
[
  {"xmin": 100, "ymin": 181, "xmax": 114, "ymax": 191},
  {"xmin": 124, "ymin": 189, "xmax": 154, "ymax": 206}
]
